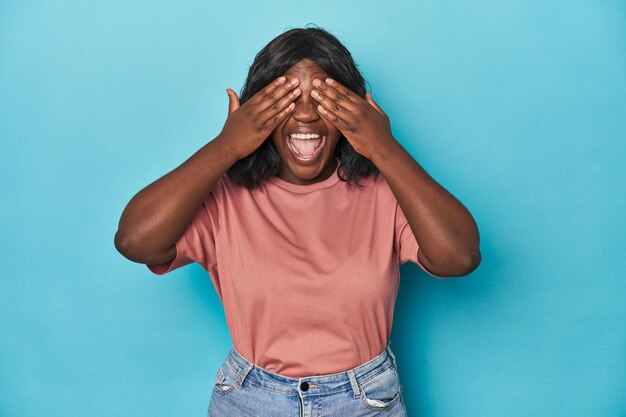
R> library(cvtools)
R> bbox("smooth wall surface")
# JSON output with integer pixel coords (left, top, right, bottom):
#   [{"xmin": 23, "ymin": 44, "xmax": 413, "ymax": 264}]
[{"xmin": 1, "ymin": 1, "xmax": 624, "ymax": 416}]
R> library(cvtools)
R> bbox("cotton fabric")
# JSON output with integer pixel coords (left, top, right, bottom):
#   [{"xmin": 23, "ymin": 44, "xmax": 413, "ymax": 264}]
[{"xmin": 147, "ymin": 156, "xmax": 442, "ymax": 377}]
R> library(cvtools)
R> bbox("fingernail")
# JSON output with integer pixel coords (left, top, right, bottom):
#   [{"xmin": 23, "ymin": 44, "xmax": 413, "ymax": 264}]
[
  {"xmin": 291, "ymin": 78, "xmax": 299, "ymax": 85},
  {"xmin": 276, "ymin": 76, "xmax": 286, "ymax": 84},
  {"xmin": 325, "ymin": 78, "xmax": 334, "ymax": 85},
  {"xmin": 313, "ymin": 79, "xmax": 321, "ymax": 87}
]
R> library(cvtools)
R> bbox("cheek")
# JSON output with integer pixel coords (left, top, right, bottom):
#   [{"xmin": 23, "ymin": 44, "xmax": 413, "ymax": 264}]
[
  {"xmin": 270, "ymin": 126, "xmax": 286, "ymax": 143},
  {"xmin": 330, "ymin": 126, "xmax": 342, "ymax": 140},
  {"xmin": 322, "ymin": 120, "xmax": 340, "ymax": 135},
  {"xmin": 270, "ymin": 132, "xmax": 284, "ymax": 150}
]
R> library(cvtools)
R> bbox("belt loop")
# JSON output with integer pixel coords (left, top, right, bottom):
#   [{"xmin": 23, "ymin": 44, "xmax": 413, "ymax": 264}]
[
  {"xmin": 228, "ymin": 345, "xmax": 254, "ymax": 389},
  {"xmin": 234, "ymin": 360, "xmax": 253, "ymax": 389},
  {"xmin": 386, "ymin": 341, "xmax": 397, "ymax": 367},
  {"xmin": 347, "ymin": 369, "xmax": 361, "ymax": 398}
]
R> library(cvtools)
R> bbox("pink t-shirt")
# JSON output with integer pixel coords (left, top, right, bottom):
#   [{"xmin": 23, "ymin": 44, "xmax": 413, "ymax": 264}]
[{"xmin": 147, "ymin": 156, "xmax": 442, "ymax": 377}]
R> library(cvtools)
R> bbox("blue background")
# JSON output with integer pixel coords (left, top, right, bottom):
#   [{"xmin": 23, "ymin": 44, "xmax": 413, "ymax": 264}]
[{"xmin": 1, "ymin": 1, "xmax": 624, "ymax": 416}]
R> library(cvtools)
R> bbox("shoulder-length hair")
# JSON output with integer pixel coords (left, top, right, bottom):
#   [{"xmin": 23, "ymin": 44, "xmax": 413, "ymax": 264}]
[{"xmin": 225, "ymin": 25, "xmax": 381, "ymax": 191}]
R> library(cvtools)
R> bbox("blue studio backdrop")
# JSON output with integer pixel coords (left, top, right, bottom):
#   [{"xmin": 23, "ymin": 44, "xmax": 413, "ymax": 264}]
[{"xmin": 1, "ymin": 1, "xmax": 624, "ymax": 416}]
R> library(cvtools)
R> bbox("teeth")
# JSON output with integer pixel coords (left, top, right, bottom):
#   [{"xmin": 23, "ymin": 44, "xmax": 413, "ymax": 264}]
[{"xmin": 289, "ymin": 133, "xmax": 321, "ymax": 140}]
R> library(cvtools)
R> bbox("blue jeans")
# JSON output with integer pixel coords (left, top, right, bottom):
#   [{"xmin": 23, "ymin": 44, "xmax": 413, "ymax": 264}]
[{"xmin": 207, "ymin": 341, "xmax": 408, "ymax": 416}]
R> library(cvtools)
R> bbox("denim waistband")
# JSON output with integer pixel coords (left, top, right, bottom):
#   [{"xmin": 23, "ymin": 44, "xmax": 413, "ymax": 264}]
[{"xmin": 222, "ymin": 340, "xmax": 398, "ymax": 396}]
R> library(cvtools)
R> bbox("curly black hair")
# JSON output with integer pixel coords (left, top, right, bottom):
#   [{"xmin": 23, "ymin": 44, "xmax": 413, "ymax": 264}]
[{"xmin": 225, "ymin": 24, "xmax": 381, "ymax": 191}]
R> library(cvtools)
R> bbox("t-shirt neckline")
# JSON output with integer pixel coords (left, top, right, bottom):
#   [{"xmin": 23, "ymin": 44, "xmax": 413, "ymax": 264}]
[{"xmin": 268, "ymin": 157, "xmax": 341, "ymax": 193}]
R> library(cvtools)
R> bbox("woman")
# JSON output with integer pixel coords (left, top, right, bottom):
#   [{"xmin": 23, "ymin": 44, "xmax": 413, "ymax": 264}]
[{"xmin": 115, "ymin": 26, "xmax": 481, "ymax": 416}]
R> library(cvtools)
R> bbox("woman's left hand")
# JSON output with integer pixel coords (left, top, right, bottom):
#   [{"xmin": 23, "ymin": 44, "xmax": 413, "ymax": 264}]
[{"xmin": 311, "ymin": 78, "xmax": 395, "ymax": 160}]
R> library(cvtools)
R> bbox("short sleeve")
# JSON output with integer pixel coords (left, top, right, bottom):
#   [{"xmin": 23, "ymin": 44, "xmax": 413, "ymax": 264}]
[
  {"xmin": 146, "ymin": 179, "xmax": 222, "ymax": 276},
  {"xmin": 394, "ymin": 200, "xmax": 446, "ymax": 278}
]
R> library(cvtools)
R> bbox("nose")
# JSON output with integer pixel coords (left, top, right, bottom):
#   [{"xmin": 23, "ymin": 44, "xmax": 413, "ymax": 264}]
[{"xmin": 292, "ymin": 90, "xmax": 320, "ymax": 123}]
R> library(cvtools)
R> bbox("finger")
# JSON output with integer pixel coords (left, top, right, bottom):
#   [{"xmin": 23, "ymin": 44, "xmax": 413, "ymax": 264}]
[
  {"xmin": 259, "ymin": 85, "xmax": 301, "ymax": 124},
  {"xmin": 311, "ymin": 87, "xmax": 354, "ymax": 125},
  {"xmin": 255, "ymin": 77, "xmax": 300, "ymax": 114},
  {"xmin": 323, "ymin": 78, "xmax": 362, "ymax": 104},
  {"xmin": 316, "ymin": 102, "xmax": 349, "ymax": 130},
  {"xmin": 312, "ymin": 78, "xmax": 359, "ymax": 113},
  {"xmin": 251, "ymin": 75, "xmax": 287, "ymax": 104},
  {"xmin": 251, "ymin": 76, "xmax": 299, "ymax": 111},
  {"xmin": 365, "ymin": 92, "xmax": 384, "ymax": 114},
  {"xmin": 262, "ymin": 101, "xmax": 296, "ymax": 129},
  {"xmin": 226, "ymin": 88, "xmax": 240, "ymax": 115}
]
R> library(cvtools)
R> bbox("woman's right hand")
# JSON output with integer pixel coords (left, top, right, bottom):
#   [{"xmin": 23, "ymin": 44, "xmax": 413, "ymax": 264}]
[{"xmin": 219, "ymin": 75, "xmax": 301, "ymax": 160}]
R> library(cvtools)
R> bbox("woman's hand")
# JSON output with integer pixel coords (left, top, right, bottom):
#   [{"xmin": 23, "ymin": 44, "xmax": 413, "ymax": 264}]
[
  {"xmin": 310, "ymin": 78, "xmax": 394, "ymax": 160},
  {"xmin": 219, "ymin": 76, "xmax": 302, "ymax": 160}
]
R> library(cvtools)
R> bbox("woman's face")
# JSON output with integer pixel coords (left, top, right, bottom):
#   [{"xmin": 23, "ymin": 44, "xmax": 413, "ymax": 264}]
[{"xmin": 270, "ymin": 58, "xmax": 342, "ymax": 185}]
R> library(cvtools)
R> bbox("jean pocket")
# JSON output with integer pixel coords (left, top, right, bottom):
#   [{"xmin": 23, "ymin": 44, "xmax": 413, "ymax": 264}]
[
  {"xmin": 359, "ymin": 364, "xmax": 402, "ymax": 411},
  {"xmin": 213, "ymin": 360, "xmax": 240, "ymax": 396}
]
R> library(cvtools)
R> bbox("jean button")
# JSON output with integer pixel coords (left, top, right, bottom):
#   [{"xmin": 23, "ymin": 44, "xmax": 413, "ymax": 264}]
[{"xmin": 300, "ymin": 381, "xmax": 309, "ymax": 391}]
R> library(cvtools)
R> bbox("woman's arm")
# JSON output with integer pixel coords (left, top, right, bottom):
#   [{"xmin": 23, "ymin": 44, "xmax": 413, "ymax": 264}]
[
  {"xmin": 371, "ymin": 136, "xmax": 481, "ymax": 277},
  {"xmin": 115, "ymin": 74, "xmax": 300, "ymax": 266},
  {"xmin": 309, "ymin": 78, "xmax": 480, "ymax": 278},
  {"xmin": 114, "ymin": 135, "xmax": 238, "ymax": 265}
]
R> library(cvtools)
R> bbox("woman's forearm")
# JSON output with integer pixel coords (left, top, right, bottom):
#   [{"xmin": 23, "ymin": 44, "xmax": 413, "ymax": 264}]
[
  {"xmin": 370, "ymin": 135, "xmax": 481, "ymax": 277},
  {"xmin": 114, "ymin": 134, "xmax": 239, "ymax": 264}
]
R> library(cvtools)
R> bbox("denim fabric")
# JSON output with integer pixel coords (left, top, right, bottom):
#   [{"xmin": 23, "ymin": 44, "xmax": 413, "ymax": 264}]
[{"xmin": 207, "ymin": 341, "xmax": 408, "ymax": 416}]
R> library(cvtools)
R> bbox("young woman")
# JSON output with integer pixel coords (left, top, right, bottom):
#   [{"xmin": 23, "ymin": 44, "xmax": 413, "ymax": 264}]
[{"xmin": 115, "ymin": 26, "xmax": 481, "ymax": 416}]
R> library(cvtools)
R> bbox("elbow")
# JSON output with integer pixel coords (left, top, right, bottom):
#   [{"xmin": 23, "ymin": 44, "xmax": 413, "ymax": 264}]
[
  {"xmin": 461, "ymin": 249, "xmax": 481, "ymax": 275},
  {"xmin": 115, "ymin": 228, "xmax": 175, "ymax": 265},
  {"xmin": 114, "ymin": 229, "xmax": 141, "ymax": 260},
  {"xmin": 452, "ymin": 249, "xmax": 481, "ymax": 277},
  {"xmin": 114, "ymin": 229, "xmax": 130, "ymax": 256},
  {"xmin": 433, "ymin": 248, "xmax": 481, "ymax": 278}
]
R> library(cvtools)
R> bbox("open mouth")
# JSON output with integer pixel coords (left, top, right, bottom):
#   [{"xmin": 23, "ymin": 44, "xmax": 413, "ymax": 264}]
[{"xmin": 286, "ymin": 133, "xmax": 326, "ymax": 162}]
